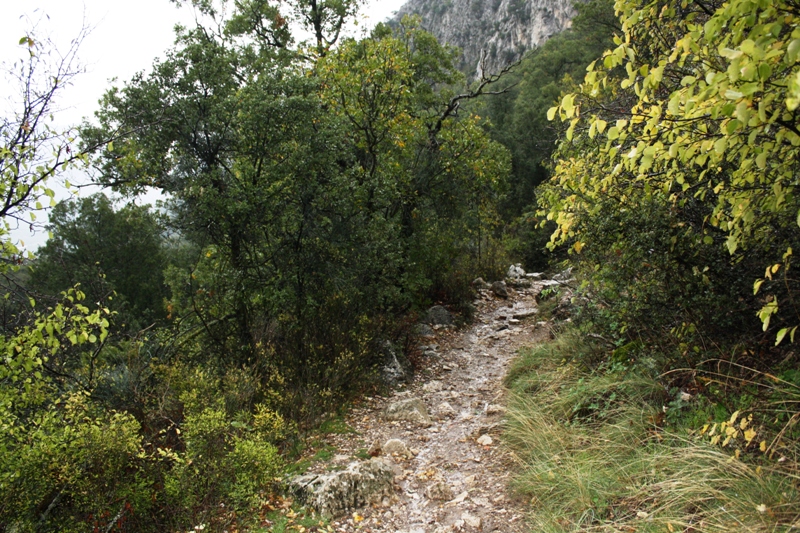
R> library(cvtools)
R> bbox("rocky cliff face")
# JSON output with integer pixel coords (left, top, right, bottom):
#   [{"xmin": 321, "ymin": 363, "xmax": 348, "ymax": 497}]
[{"xmin": 395, "ymin": 0, "xmax": 581, "ymax": 78}]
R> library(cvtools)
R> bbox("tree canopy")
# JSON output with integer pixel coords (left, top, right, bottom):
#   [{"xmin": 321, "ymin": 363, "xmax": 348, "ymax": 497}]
[{"xmin": 80, "ymin": 1, "xmax": 510, "ymax": 415}]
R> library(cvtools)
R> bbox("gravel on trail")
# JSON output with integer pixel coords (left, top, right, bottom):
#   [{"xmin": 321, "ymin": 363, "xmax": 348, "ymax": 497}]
[{"xmin": 298, "ymin": 283, "xmax": 552, "ymax": 533}]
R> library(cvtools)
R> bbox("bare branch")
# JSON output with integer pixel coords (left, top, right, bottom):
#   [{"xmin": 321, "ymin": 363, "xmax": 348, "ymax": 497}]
[
  {"xmin": 429, "ymin": 56, "xmax": 519, "ymax": 143},
  {"xmin": 0, "ymin": 18, "xmax": 94, "ymax": 244}
]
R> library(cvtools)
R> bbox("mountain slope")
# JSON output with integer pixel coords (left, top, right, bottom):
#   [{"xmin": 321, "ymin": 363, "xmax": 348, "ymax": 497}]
[{"xmin": 395, "ymin": 0, "xmax": 582, "ymax": 78}]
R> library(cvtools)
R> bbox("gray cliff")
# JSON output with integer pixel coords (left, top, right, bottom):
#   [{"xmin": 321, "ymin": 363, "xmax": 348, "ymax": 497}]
[{"xmin": 394, "ymin": 0, "xmax": 582, "ymax": 78}]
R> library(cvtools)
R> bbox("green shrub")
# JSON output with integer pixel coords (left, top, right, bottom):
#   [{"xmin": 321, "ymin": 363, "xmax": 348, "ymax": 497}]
[
  {"xmin": 568, "ymin": 196, "xmax": 763, "ymax": 368},
  {"xmin": 164, "ymin": 393, "xmax": 285, "ymax": 524},
  {"xmin": 0, "ymin": 392, "xmax": 150, "ymax": 533}
]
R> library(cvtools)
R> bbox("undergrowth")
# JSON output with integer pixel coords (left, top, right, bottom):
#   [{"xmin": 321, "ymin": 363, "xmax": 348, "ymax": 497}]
[{"xmin": 504, "ymin": 330, "xmax": 800, "ymax": 532}]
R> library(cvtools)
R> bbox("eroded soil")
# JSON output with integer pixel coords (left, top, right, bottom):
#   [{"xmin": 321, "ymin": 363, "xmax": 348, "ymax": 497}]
[{"xmin": 301, "ymin": 283, "xmax": 549, "ymax": 533}]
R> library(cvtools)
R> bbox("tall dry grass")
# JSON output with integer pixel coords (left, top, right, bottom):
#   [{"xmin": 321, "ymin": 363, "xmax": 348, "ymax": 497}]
[{"xmin": 504, "ymin": 332, "xmax": 800, "ymax": 532}]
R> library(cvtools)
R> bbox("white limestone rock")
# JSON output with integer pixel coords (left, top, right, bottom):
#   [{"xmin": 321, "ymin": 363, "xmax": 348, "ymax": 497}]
[{"xmin": 289, "ymin": 459, "xmax": 395, "ymax": 518}]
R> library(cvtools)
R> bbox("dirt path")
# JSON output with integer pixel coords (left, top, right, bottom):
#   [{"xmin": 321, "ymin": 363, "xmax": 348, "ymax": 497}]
[{"xmin": 303, "ymin": 282, "xmax": 549, "ymax": 533}]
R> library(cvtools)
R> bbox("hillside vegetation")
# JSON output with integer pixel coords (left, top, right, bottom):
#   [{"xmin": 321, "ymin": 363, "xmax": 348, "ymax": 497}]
[
  {"xmin": 2, "ymin": 0, "xmax": 800, "ymax": 531},
  {"xmin": 502, "ymin": 0, "xmax": 800, "ymax": 530},
  {"xmin": 0, "ymin": 3, "xmax": 511, "ymax": 531}
]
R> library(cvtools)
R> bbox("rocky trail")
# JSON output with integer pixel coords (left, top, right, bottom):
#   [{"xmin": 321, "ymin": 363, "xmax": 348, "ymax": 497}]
[{"xmin": 291, "ymin": 277, "xmax": 558, "ymax": 533}]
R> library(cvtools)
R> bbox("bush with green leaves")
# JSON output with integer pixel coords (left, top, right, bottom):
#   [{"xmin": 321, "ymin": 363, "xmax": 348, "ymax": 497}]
[
  {"xmin": 568, "ymin": 194, "xmax": 763, "ymax": 364},
  {"xmin": 0, "ymin": 288, "xmax": 156, "ymax": 532},
  {"xmin": 0, "ymin": 392, "xmax": 149, "ymax": 533},
  {"xmin": 164, "ymin": 388, "xmax": 285, "ymax": 523},
  {"xmin": 543, "ymin": 0, "xmax": 800, "ymax": 346}
]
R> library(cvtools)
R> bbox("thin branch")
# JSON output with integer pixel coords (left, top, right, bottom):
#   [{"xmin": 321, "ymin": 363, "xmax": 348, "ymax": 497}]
[
  {"xmin": 429, "ymin": 57, "xmax": 519, "ymax": 142},
  {"xmin": 103, "ymin": 503, "xmax": 127, "ymax": 533},
  {"xmin": 693, "ymin": 0, "xmax": 715, "ymax": 17}
]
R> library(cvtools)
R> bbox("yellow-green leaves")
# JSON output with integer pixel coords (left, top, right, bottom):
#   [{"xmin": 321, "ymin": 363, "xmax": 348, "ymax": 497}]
[
  {"xmin": 786, "ymin": 70, "xmax": 800, "ymax": 110},
  {"xmin": 775, "ymin": 326, "xmax": 797, "ymax": 345},
  {"xmin": 542, "ymin": 0, "xmax": 800, "ymax": 343},
  {"xmin": 566, "ymin": 118, "xmax": 579, "ymax": 141},
  {"xmin": 787, "ymin": 39, "xmax": 800, "ymax": 63},
  {"xmin": 561, "ymin": 94, "xmax": 577, "ymax": 118},
  {"xmin": 754, "ymin": 279, "xmax": 765, "ymax": 295},
  {"xmin": 0, "ymin": 288, "xmax": 110, "ymax": 385},
  {"xmin": 757, "ymin": 300, "xmax": 779, "ymax": 331}
]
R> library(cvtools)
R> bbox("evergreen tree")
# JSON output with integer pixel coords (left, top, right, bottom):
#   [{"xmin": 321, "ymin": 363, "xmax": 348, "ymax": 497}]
[{"xmin": 31, "ymin": 194, "xmax": 169, "ymax": 329}]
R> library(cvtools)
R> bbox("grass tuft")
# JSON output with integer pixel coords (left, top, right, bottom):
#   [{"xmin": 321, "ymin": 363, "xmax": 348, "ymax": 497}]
[{"xmin": 504, "ymin": 329, "xmax": 800, "ymax": 532}]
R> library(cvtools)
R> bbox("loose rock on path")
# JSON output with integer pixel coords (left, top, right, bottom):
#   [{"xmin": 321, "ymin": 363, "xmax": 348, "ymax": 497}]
[{"xmin": 297, "ymin": 282, "xmax": 552, "ymax": 533}]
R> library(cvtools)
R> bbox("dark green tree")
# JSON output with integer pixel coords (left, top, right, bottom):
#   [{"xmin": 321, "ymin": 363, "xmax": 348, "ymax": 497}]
[
  {"xmin": 81, "ymin": 4, "xmax": 510, "ymax": 418},
  {"xmin": 30, "ymin": 194, "xmax": 169, "ymax": 328}
]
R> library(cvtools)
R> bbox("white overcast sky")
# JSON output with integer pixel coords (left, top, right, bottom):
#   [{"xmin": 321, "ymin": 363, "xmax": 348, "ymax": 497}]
[{"xmin": 0, "ymin": 0, "xmax": 407, "ymax": 250}]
